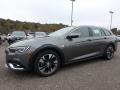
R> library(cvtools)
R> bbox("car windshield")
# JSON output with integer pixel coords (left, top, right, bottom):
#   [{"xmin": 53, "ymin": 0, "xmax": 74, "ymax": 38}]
[
  {"xmin": 49, "ymin": 27, "xmax": 75, "ymax": 37},
  {"xmin": 11, "ymin": 31, "xmax": 26, "ymax": 37}
]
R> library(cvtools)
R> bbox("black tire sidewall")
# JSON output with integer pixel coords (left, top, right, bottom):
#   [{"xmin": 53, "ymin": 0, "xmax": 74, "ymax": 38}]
[
  {"xmin": 104, "ymin": 45, "xmax": 114, "ymax": 60},
  {"xmin": 34, "ymin": 50, "xmax": 60, "ymax": 77}
]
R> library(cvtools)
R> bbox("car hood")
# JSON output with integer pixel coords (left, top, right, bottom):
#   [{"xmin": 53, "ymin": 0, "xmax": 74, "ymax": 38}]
[{"xmin": 9, "ymin": 36, "xmax": 64, "ymax": 48}]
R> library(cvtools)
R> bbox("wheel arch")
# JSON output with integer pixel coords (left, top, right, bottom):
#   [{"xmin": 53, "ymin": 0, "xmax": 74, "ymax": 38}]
[
  {"xmin": 31, "ymin": 44, "xmax": 65, "ymax": 68},
  {"xmin": 108, "ymin": 42, "xmax": 116, "ymax": 51}
]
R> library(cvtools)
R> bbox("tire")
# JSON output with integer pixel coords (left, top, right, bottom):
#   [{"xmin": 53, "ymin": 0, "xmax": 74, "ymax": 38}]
[
  {"xmin": 34, "ymin": 50, "xmax": 60, "ymax": 77},
  {"xmin": 104, "ymin": 45, "xmax": 115, "ymax": 60}
]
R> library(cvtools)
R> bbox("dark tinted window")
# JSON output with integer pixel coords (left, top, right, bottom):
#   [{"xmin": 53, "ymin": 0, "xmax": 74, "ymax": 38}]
[
  {"xmin": 71, "ymin": 27, "xmax": 90, "ymax": 37},
  {"xmin": 104, "ymin": 29, "xmax": 112, "ymax": 36},
  {"xmin": 90, "ymin": 27, "xmax": 105, "ymax": 37}
]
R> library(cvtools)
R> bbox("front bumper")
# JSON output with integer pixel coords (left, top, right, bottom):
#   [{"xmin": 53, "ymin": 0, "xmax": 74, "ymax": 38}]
[{"xmin": 5, "ymin": 49, "xmax": 33, "ymax": 71}]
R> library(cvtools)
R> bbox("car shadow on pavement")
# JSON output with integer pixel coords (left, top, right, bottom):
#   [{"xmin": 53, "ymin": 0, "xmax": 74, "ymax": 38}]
[{"xmin": 5, "ymin": 57, "xmax": 105, "ymax": 78}]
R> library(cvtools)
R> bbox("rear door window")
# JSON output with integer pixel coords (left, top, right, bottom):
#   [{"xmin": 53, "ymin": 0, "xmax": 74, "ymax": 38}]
[
  {"xmin": 90, "ymin": 27, "xmax": 105, "ymax": 37},
  {"xmin": 104, "ymin": 29, "xmax": 112, "ymax": 36}
]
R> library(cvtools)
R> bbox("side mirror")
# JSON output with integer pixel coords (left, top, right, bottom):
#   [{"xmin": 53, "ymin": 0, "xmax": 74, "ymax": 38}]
[{"xmin": 66, "ymin": 33, "xmax": 79, "ymax": 40}]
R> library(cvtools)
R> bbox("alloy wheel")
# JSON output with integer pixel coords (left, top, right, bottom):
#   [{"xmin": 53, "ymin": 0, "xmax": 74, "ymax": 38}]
[
  {"xmin": 106, "ymin": 46, "xmax": 114, "ymax": 59},
  {"xmin": 37, "ymin": 54, "xmax": 58, "ymax": 75}
]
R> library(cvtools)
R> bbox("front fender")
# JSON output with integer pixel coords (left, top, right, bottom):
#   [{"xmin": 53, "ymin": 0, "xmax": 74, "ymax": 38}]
[{"xmin": 30, "ymin": 44, "xmax": 65, "ymax": 67}]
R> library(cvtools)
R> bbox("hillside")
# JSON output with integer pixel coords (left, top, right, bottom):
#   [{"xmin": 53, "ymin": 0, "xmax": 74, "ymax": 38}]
[{"xmin": 0, "ymin": 18, "xmax": 68, "ymax": 34}]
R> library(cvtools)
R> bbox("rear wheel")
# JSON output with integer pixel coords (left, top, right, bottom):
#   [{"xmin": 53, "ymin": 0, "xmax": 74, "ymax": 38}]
[
  {"xmin": 34, "ymin": 50, "xmax": 60, "ymax": 77},
  {"xmin": 104, "ymin": 45, "xmax": 114, "ymax": 60}
]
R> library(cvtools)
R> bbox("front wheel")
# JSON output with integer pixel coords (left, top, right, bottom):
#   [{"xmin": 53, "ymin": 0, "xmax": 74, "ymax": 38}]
[
  {"xmin": 104, "ymin": 45, "xmax": 115, "ymax": 60},
  {"xmin": 34, "ymin": 50, "xmax": 60, "ymax": 77}
]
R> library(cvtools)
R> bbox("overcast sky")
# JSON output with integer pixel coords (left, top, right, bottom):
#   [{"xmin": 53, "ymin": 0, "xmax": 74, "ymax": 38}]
[{"xmin": 0, "ymin": 0, "xmax": 120, "ymax": 29}]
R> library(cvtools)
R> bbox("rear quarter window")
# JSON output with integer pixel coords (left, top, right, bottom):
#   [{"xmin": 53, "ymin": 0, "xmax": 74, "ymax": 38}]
[{"xmin": 104, "ymin": 29, "xmax": 112, "ymax": 36}]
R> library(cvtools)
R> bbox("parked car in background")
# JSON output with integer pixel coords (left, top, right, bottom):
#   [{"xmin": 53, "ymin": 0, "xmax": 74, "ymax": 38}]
[
  {"xmin": 27, "ymin": 32, "xmax": 34, "ymax": 39},
  {"xmin": 35, "ymin": 32, "xmax": 47, "ymax": 38},
  {"xmin": 5, "ymin": 26, "xmax": 118, "ymax": 77},
  {"xmin": 117, "ymin": 35, "xmax": 120, "ymax": 41},
  {"xmin": 27, "ymin": 32, "xmax": 47, "ymax": 39},
  {"xmin": 1, "ymin": 34, "xmax": 7, "ymax": 42},
  {"xmin": 6, "ymin": 31, "xmax": 27, "ymax": 44}
]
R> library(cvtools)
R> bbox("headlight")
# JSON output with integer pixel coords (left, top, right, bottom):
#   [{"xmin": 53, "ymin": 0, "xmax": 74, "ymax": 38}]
[{"xmin": 8, "ymin": 46, "xmax": 30, "ymax": 53}]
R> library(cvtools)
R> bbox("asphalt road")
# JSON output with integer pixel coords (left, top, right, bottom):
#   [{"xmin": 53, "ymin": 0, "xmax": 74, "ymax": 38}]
[{"xmin": 0, "ymin": 43, "xmax": 120, "ymax": 90}]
